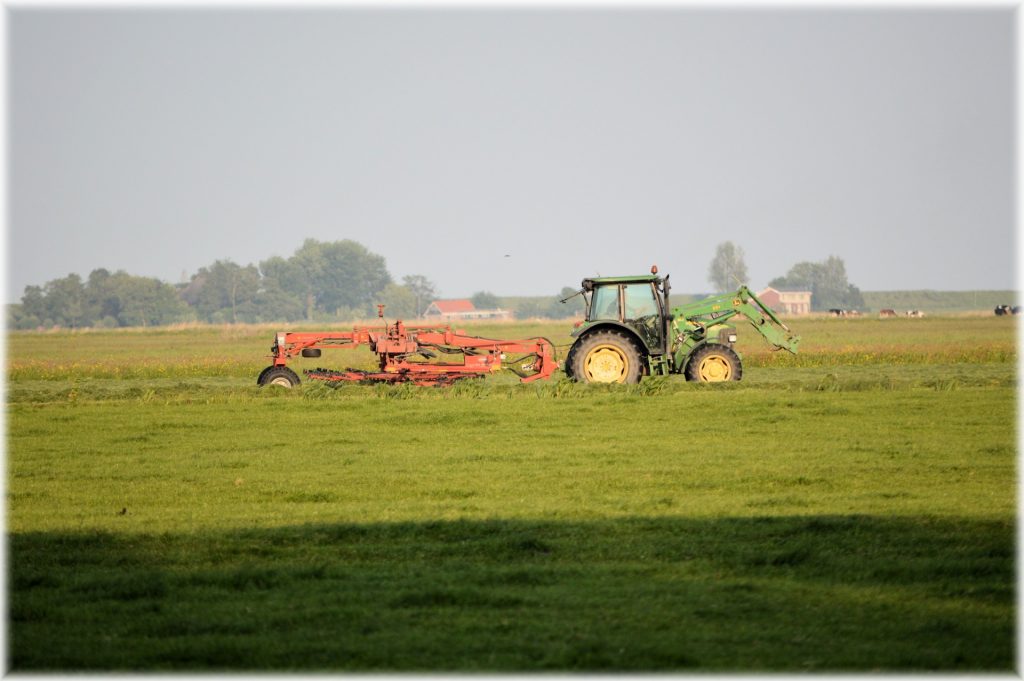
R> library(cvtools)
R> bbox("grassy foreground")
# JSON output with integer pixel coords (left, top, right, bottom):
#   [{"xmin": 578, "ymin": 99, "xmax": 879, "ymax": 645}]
[{"xmin": 5, "ymin": 317, "xmax": 1018, "ymax": 671}]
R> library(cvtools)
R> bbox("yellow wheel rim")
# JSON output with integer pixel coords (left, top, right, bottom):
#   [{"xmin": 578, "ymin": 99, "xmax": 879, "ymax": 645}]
[
  {"xmin": 584, "ymin": 344, "xmax": 629, "ymax": 383},
  {"xmin": 697, "ymin": 354, "xmax": 732, "ymax": 382}
]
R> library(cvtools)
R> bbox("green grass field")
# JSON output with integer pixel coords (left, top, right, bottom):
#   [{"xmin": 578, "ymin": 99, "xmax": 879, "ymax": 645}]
[{"xmin": 6, "ymin": 316, "xmax": 1017, "ymax": 671}]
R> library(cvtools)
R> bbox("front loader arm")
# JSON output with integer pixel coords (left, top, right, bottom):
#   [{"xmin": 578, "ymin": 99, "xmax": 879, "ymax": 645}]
[
  {"xmin": 672, "ymin": 286, "xmax": 800, "ymax": 355},
  {"xmin": 731, "ymin": 301, "xmax": 801, "ymax": 354}
]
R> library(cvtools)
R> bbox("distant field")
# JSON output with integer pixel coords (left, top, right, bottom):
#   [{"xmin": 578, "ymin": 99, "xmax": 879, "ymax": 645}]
[
  {"xmin": 6, "ymin": 316, "xmax": 1017, "ymax": 671},
  {"xmin": 861, "ymin": 290, "xmax": 1017, "ymax": 312}
]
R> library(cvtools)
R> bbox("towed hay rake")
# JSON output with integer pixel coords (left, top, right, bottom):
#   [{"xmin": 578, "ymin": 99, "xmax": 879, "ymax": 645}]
[{"xmin": 257, "ymin": 312, "xmax": 559, "ymax": 388}]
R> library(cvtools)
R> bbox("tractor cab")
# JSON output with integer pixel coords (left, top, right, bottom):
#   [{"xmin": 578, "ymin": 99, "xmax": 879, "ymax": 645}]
[{"xmin": 577, "ymin": 269, "xmax": 671, "ymax": 357}]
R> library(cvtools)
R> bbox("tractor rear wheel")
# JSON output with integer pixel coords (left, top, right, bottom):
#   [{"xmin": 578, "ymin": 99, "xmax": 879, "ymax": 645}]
[
  {"xmin": 685, "ymin": 344, "xmax": 742, "ymax": 382},
  {"xmin": 257, "ymin": 366, "xmax": 301, "ymax": 388},
  {"xmin": 570, "ymin": 330, "xmax": 643, "ymax": 384}
]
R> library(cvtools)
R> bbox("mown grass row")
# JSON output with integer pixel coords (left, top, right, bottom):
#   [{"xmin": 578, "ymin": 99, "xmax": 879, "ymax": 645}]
[
  {"xmin": 8, "ymin": 358, "xmax": 257, "ymax": 381},
  {"xmin": 5, "ymin": 362, "xmax": 1016, "ymax": 405}
]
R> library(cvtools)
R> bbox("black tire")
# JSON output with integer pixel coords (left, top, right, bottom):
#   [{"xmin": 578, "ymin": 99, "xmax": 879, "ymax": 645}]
[
  {"xmin": 569, "ymin": 330, "xmax": 644, "ymax": 384},
  {"xmin": 257, "ymin": 366, "xmax": 301, "ymax": 388},
  {"xmin": 685, "ymin": 344, "xmax": 742, "ymax": 383}
]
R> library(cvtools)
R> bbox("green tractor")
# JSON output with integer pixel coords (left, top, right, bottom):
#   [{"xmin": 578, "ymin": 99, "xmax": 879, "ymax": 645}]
[{"xmin": 563, "ymin": 267, "xmax": 800, "ymax": 383}]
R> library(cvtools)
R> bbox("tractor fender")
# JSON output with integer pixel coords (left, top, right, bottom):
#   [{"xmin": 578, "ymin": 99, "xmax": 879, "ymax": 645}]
[{"xmin": 675, "ymin": 339, "xmax": 709, "ymax": 372}]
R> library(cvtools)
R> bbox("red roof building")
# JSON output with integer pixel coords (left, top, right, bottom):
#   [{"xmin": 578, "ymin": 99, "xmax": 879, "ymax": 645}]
[
  {"xmin": 426, "ymin": 299, "xmax": 476, "ymax": 315},
  {"xmin": 423, "ymin": 299, "xmax": 512, "ymax": 320},
  {"xmin": 756, "ymin": 287, "xmax": 812, "ymax": 315}
]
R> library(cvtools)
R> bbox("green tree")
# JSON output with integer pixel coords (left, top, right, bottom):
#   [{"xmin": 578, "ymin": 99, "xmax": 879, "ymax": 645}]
[
  {"xmin": 708, "ymin": 241, "xmax": 749, "ymax": 292},
  {"xmin": 7, "ymin": 303, "xmax": 40, "ymax": 330},
  {"xmin": 471, "ymin": 291, "xmax": 501, "ymax": 310},
  {"xmin": 20, "ymin": 285, "xmax": 48, "ymax": 326},
  {"xmin": 183, "ymin": 260, "xmax": 261, "ymax": 323},
  {"xmin": 15, "ymin": 237, "xmax": 395, "ymax": 327},
  {"xmin": 378, "ymin": 283, "xmax": 417, "ymax": 319},
  {"xmin": 257, "ymin": 256, "xmax": 307, "ymax": 322},
  {"xmin": 253, "ymin": 284, "xmax": 306, "ymax": 322},
  {"xmin": 291, "ymin": 239, "xmax": 391, "ymax": 317},
  {"xmin": 402, "ymin": 275, "xmax": 438, "ymax": 317},
  {"xmin": 109, "ymin": 274, "xmax": 190, "ymax": 327},
  {"xmin": 514, "ymin": 299, "xmax": 546, "ymax": 319},
  {"xmin": 769, "ymin": 255, "xmax": 864, "ymax": 311},
  {"xmin": 19, "ymin": 270, "xmax": 188, "ymax": 328},
  {"xmin": 20, "ymin": 274, "xmax": 90, "ymax": 327},
  {"xmin": 85, "ymin": 268, "xmax": 117, "ymax": 322}
]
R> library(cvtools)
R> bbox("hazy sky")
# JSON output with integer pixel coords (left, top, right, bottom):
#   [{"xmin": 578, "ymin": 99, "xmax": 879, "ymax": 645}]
[{"xmin": 7, "ymin": 7, "xmax": 1016, "ymax": 302}]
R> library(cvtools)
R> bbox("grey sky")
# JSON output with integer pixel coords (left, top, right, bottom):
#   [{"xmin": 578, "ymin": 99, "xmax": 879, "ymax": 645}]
[{"xmin": 8, "ymin": 8, "xmax": 1016, "ymax": 302}]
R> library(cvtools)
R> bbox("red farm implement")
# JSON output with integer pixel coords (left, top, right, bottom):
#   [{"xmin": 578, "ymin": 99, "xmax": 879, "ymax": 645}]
[
  {"xmin": 256, "ymin": 316, "xmax": 559, "ymax": 388},
  {"xmin": 257, "ymin": 268, "xmax": 800, "ymax": 389}
]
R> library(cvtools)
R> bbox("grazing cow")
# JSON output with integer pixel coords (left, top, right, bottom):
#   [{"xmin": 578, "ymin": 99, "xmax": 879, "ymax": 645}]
[
  {"xmin": 906, "ymin": 310, "xmax": 925, "ymax": 318},
  {"xmin": 1013, "ymin": 306, "xmax": 1021, "ymax": 315},
  {"xmin": 879, "ymin": 309, "xmax": 896, "ymax": 318},
  {"xmin": 995, "ymin": 305, "xmax": 1012, "ymax": 316},
  {"xmin": 829, "ymin": 308, "xmax": 843, "ymax": 317}
]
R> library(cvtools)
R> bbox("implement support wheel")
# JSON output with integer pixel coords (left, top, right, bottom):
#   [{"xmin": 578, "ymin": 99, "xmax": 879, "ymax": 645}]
[
  {"xmin": 257, "ymin": 366, "xmax": 301, "ymax": 388},
  {"xmin": 569, "ymin": 330, "xmax": 643, "ymax": 384},
  {"xmin": 685, "ymin": 344, "xmax": 742, "ymax": 383}
]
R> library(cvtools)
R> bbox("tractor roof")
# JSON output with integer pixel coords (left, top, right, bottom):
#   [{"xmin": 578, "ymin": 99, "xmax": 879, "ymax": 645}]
[{"xmin": 582, "ymin": 274, "xmax": 661, "ymax": 289}]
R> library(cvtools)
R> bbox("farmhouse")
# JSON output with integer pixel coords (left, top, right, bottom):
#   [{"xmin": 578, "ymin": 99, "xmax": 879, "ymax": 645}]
[
  {"xmin": 756, "ymin": 287, "xmax": 812, "ymax": 315},
  {"xmin": 423, "ymin": 299, "xmax": 513, "ymax": 321}
]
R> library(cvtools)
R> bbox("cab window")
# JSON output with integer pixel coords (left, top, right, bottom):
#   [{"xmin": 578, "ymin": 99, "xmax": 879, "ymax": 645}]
[
  {"xmin": 623, "ymin": 283, "xmax": 658, "ymax": 319},
  {"xmin": 590, "ymin": 285, "xmax": 620, "ymax": 321}
]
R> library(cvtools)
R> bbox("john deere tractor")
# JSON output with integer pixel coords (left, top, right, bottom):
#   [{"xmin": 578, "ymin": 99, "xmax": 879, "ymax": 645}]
[{"xmin": 563, "ymin": 267, "xmax": 800, "ymax": 383}]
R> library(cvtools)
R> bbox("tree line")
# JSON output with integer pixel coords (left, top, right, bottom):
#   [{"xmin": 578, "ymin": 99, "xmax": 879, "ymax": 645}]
[
  {"xmin": 8, "ymin": 239, "xmax": 583, "ymax": 330},
  {"xmin": 9, "ymin": 238, "xmax": 866, "ymax": 330}
]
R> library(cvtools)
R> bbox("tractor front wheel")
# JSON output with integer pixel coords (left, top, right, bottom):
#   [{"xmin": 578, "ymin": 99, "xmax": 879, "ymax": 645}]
[
  {"xmin": 685, "ymin": 344, "xmax": 742, "ymax": 383},
  {"xmin": 257, "ymin": 366, "xmax": 301, "ymax": 388},
  {"xmin": 569, "ymin": 331, "xmax": 643, "ymax": 384}
]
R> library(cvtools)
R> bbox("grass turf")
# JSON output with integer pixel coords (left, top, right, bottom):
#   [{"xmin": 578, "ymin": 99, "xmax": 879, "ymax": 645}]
[
  {"xmin": 7, "ymin": 371, "xmax": 1016, "ymax": 670},
  {"xmin": 6, "ymin": 316, "xmax": 1017, "ymax": 670}
]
